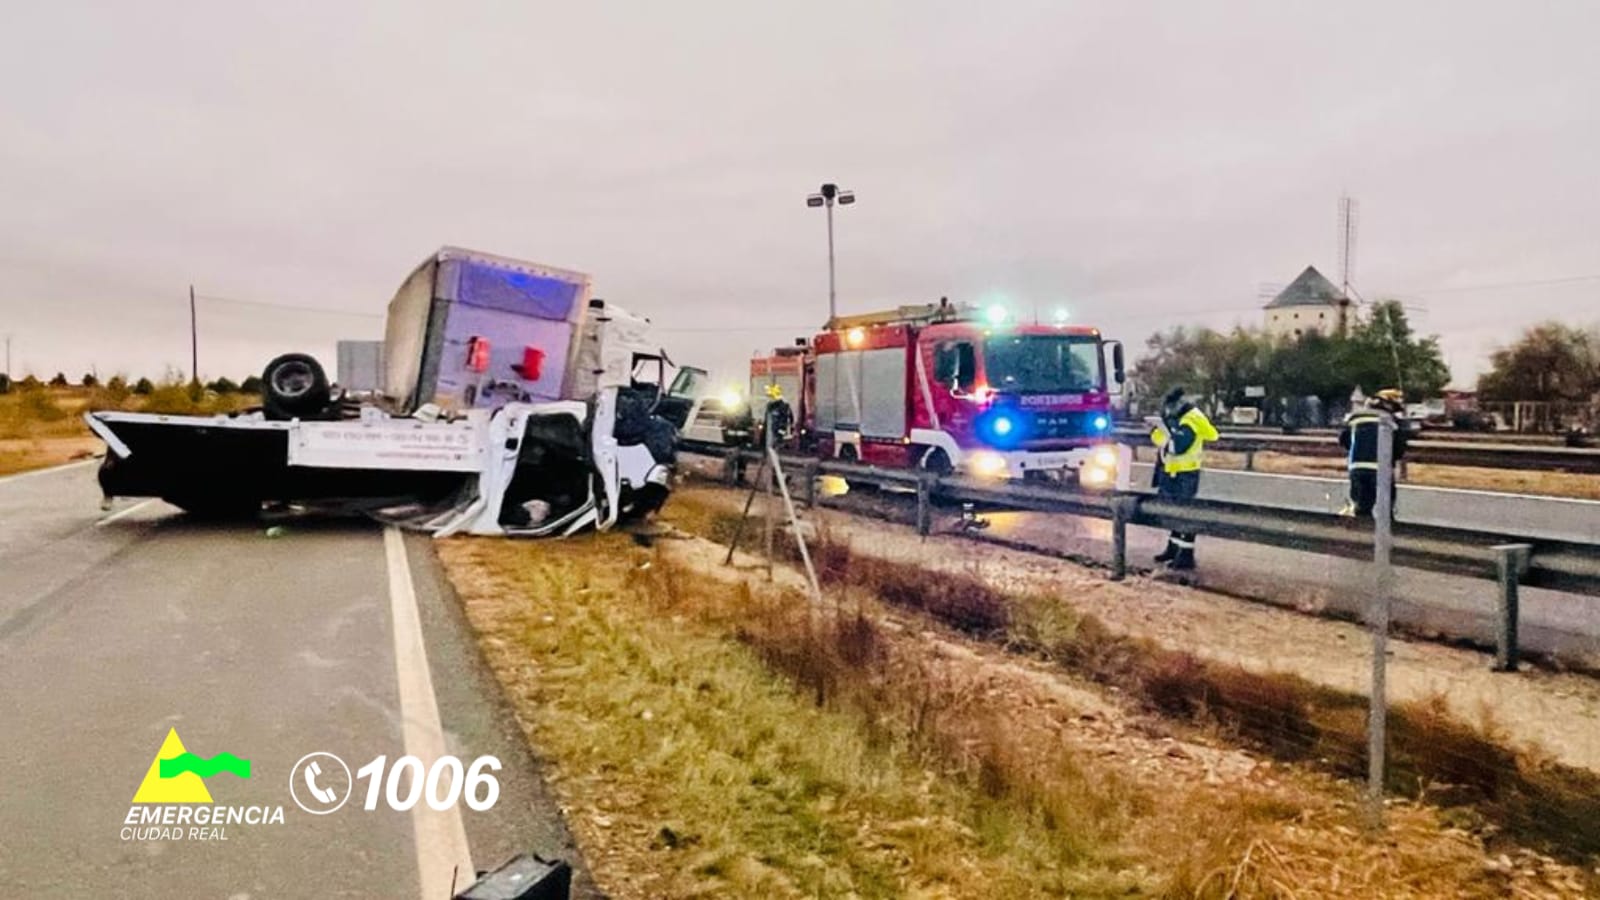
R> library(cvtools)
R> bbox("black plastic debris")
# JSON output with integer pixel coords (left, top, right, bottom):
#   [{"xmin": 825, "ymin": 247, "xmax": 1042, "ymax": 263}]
[{"xmin": 454, "ymin": 853, "xmax": 571, "ymax": 900}]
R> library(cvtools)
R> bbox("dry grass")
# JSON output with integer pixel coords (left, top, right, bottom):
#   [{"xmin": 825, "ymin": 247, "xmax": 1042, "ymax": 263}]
[
  {"xmin": 667, "ymin": 494, "xmax": 1600, "ymax": 883},
  {"xmin": 0, "ymin": 385, "xmax": 255, "ymax": 475},
  {"xmin": 439, "ymin": 533, "xmax": 1152, "ymax": 898}
]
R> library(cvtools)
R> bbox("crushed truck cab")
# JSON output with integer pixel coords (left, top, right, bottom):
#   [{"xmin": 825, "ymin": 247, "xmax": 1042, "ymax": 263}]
[{"xmin": 87, "ymin": 248, "xmax": 678, "ymax": 536}]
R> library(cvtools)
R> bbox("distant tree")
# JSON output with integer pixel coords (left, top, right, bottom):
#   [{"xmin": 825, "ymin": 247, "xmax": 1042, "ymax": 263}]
[
  {"xmin": 1132, "ymin": 327, "xmax": 1253, "ymax": 404},
  {"xmin": 49, "ymin": 372, "xmax": 68, "ymax": 387},
  {"xmin": 1131, "ymin": 300, "xmax": 1452, "ymax": 423},
  {"xmin": 20, "ymin": 374, "xmax": 42, "ymax": 390},
  {"xmin": 0, "ymin": 373, "xmax": 9, "ymax": 395},
  {"xmin": 81, "ymin": 372, "xmax": 99, "ymax": 388},
  {"xmin": 206, "ymin": 376, "xmax": 239, "ymax": 394},
  {"xmin": 1478, "ymin": 322, "xmax": 1599, "ymax": 402},
  {"xmin": 1342, "ymin": 300, "xmax": 1451, "ymax": 400},
  {"xmin": 133, "ymin": 377, "xmax": 155, "ymax": 395},
  {"xmin": 107, "ymin": 375, "xmax": 128, "ymax": 392},
  {"xmin": 239, "ymin": 374, "xmax": 264, "ymax": 394}
]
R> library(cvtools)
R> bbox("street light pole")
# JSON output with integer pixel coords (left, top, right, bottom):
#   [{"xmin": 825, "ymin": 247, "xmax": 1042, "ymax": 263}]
[
  {"xmin": 826, "ymin": 199, "xmax": 836, "ymax": 326},
  {"xmin": 806, "ymin": 183, "xmax": 855, "ymax": 328}
]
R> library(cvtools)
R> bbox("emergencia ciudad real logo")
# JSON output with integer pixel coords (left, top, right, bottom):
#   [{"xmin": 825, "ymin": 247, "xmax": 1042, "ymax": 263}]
[{"xmin": 122, "ymin": 728, "xmax": 284, "ymax": 842}]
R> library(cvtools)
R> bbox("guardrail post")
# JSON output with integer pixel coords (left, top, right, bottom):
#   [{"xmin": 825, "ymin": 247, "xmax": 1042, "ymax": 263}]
[
  {"xmin": 804, "ymin": 460, "xmax": 820, "ymax": 508},
  {"xmin": 915, "ymin": 472, "xmax": 933, "ymax": 537},
  {"xmin": 1243, "ymin": 449, "xmax": 1256, "ymax": 472},
  {"xmin": 1492, "ymin": 543, "xmax": 1532, "ymax": 672},
  {"xmin": 1109, "ymin": 495, "xmax": 1137, "ymax": 581}
]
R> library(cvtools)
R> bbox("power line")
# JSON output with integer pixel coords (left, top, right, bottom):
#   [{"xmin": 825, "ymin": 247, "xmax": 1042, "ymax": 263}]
[
  {"xmin": 193, "ymin": 292, "xmax": 384, "ymax": 319},
  {"xmin": 1400, "ymin": 273, "xmax": 1600, "ymax": 295}
]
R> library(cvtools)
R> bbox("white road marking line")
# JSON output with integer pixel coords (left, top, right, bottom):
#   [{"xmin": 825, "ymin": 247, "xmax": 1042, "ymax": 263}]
[
  {"xmin": 0, "ymin": 458, "xmax": 97, "ymax": 487},
  {"xmin": 384, "ymin": 526, "xmax": 475, "ymax": 898},
  {"xmin": 96, "ymin": 498, "xmax": 156, "ymax": 526}
]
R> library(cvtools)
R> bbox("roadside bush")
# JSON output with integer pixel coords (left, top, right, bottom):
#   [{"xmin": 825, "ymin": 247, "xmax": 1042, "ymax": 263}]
[
  {"xmin": 141, "ymin": 383, "xmax": 203, "ymax": 415},
  {"xmin": 87, "ymin": 378, "xmax": 133, "ymax": 412},
  {"xmin": 132, "ymin": 377, "xmax": 154, "ymax": 395},
  {"xmin": 19, "ymin": 385, "xmax": 68, "ymax": 422}
]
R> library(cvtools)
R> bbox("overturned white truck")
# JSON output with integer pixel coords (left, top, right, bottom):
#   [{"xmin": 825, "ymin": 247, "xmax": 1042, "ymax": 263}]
[{"xmin": 87, "ymin": 247, "xmax": 680, "ymax": 536}]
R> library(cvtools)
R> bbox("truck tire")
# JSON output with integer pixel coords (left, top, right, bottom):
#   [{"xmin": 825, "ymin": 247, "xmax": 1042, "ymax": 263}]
[{"xmin": 261, "ymin": 353, "xmax": 331, "ymax": 420}]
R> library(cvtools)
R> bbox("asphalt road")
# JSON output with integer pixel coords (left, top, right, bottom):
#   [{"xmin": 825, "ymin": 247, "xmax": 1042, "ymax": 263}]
[
  {"xmin": 1124, "ymin": 461, "xmax": 1600, "ymax": 543},
  {"xmin": 971, "ymin": 507, "xmax": 1600, "ymax": 667},
  {"xmin": 0, "ymin": 463, "xmax": 590, "ymax": 898}
]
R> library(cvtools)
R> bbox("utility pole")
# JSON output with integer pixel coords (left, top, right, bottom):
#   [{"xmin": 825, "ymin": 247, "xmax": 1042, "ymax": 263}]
[
  {"xmin": 189, "ymin": 285, "xmax": 199, "ymax": 390},
  {"xmin": 1366, "ymin": 411, "xmax": 1396, "ymax": 829},
  {"xmin": 4, "ymin": 334, "xmax": 11, "ymax": 380}
]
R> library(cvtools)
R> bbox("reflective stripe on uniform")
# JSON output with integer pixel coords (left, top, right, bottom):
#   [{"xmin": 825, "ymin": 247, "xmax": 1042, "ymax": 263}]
[
  {"xmin": 1169, "ymin": 537, "xmax": 1195, "ymax": 549},
  {"xmin": 1348, "ymin": 461, "xmax": 1379, "ymax": 470}
]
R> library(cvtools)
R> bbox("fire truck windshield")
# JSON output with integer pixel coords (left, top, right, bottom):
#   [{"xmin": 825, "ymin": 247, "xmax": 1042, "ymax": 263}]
[{"xmin": 984, "ymin": 335, "xmax": 1101, "ymax": 393}]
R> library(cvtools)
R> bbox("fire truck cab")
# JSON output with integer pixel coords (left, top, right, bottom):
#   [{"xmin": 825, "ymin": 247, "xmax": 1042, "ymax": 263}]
[{"xmin": 805, "ymin": 300, "xmax": 1125, "ymax": 484}]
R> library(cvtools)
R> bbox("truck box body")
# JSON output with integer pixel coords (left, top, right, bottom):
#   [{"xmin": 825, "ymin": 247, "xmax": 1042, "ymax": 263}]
[{"xmin": 384, "ymin": 247, "xmax": 593, "ymax": 415}]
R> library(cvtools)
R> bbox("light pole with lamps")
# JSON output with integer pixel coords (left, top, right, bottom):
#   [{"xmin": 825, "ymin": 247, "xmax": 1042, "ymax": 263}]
[{"xmin": 806, "ymin": 183, "xmax": 855, "ymax": 327}]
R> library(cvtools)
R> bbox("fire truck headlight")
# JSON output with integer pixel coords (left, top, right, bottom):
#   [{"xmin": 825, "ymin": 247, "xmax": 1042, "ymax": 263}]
[
  {"xmin": 1093, "ymin": 445, "xmax": 1118, "ymax": 469},
  {"xmin": 1080, "ymin": 462, "xmax": 1112, "ymax": 488},
  {"xmin": 719, "ymin": 387, "xmax": 744, "ymax": 410},
  {"xmin": 969, "ymin": 451, "xmax": 1008, "ymax": 479}
]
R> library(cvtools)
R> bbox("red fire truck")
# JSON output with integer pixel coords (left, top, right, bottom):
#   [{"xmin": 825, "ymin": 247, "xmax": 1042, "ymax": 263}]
[{"xmin": 786, "ymin": 300, "xmax": 1126, "ymax": 483}]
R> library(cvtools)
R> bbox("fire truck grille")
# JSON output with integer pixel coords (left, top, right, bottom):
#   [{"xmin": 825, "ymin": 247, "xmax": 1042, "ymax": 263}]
[{"xmin": 1028, "ymin": 411, "xmax": 1097, "ymax": 439}]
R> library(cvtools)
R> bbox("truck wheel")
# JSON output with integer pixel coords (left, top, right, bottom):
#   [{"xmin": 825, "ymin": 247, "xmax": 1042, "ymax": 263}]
[
  {"xmin": 921, "ymin": 448, "xmax": 953, "ymax": 476},
  {"xmin": 262, "ymin": 353, "xmax": 331, "ymax": 420}
]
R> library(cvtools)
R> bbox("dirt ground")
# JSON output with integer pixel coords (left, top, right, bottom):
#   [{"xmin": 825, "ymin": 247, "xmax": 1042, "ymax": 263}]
[{"xmin": 681, "ymin": 485, "xmax": 1600, "ymax": 775}]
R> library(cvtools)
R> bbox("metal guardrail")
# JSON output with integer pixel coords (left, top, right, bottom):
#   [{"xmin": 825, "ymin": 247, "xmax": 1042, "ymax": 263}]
[
  {"xmin": 698, "ymin": 445, "xmax": 1600, "ymax": 670},
  {"xmin": 1111, "ymin": 424, "xmax": 1600, "ymax": 473}
]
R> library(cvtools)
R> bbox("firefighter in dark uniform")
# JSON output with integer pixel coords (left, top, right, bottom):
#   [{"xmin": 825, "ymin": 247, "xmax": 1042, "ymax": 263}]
[
  {"xmin": 1339, "ymin": 388, "xmax": 1408, "ymax": 519},
  {"xmin": 1149, "ymin": 386, "xmax": 1218, "ymax": 570}
]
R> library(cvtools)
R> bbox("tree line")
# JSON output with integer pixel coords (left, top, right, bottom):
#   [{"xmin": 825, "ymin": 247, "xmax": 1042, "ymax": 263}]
[
  {"xmin": 1131, "ymin": 300, "xmax": 1450, "ymax": 419},
  {"xmin": 1131, "ymin": 299, "xmax": 1599, "ymax": 413},
  {"xmin": 0, "ymin": 373, "xmax": 263, "ymax": 395}
]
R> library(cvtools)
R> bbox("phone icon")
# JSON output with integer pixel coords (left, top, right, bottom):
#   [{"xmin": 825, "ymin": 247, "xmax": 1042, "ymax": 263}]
[
  {"xmin": 290, "ymin": 752, "xmax": 351, "ymax": 814},
  {"xmin": 303, "ymin": 760, "xmax": 337, "ymax": 805}
]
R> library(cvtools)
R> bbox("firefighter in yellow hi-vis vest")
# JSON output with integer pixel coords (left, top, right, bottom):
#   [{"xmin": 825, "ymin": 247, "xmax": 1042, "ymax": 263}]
[{"xmin": 1148, "ymin": 386, "xmax": 1218, "ymax": 570}]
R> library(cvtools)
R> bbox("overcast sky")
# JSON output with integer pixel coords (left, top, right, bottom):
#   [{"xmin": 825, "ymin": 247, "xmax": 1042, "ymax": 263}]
[{"xmin": 2, "ymin": 1, "xmax": 1596, "ymax": 388}]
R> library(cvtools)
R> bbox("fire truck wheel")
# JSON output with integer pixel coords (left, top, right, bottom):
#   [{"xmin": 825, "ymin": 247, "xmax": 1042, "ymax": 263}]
[
  {"xmin": 838, "ymin": 444, "xmax": 858, "ymax": 462},
  {"xmin": 262, "ymin": 353, "xmax": 331, "ymax": 420},
  {"xmin": 921, "ymin": 448, "xmax": 953, "ymax": 476}
]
